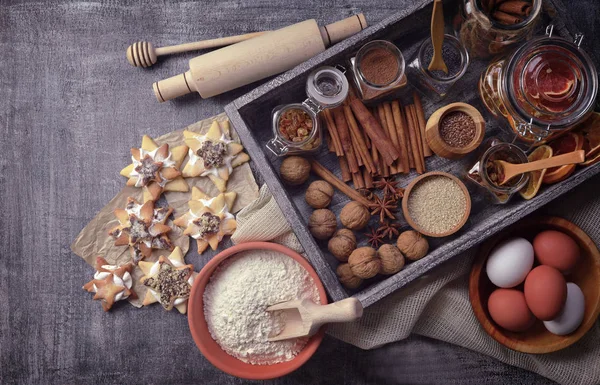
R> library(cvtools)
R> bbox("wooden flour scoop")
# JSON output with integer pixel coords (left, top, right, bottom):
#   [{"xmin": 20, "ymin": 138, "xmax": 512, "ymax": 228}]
[
  {"xmin": 497, "ymin": 150, "xmax": 585, "ymax": 185},
  {"xmin": 428, "ymin": 0, "xmax": 448, "ymax": 74},
  {"xmin": 267, "ymin": 298, "xmax": 363, "ymax": 341}
]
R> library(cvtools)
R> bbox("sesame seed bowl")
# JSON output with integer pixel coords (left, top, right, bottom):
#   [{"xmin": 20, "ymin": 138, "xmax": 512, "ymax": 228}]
[{"xmin": 402, "ymin": 171, "xmax": 472, "ymax": 237}]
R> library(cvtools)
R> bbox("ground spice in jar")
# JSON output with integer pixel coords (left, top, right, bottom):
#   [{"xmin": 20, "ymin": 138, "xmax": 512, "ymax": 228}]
[
  {"xmin": 359, "ymin": 47, "xmax": 399, "ymax": 86},
  {"xmin": 407, "ymin": 175, "xmax": 467, "ymax": 235},
  {"xmin": 439, "ymin": 111, "xmax": 476, "ymax": 148},
  {"xmin": 278, "ymin": 108, "xmax": 314, "ymax": 143}
]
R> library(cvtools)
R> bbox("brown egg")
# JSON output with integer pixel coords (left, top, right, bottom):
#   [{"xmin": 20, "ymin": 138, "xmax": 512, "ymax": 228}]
[
  {"xmin": 524, "ymin": 266, "xmax": 567, "ymax": 321},
  {"xmin": 533, "ymin": 230, "xmax": 580, "ymax": 273},
  {"xmin": 488, "ymin": 289, "xmax": 535, "ymax": 332}
]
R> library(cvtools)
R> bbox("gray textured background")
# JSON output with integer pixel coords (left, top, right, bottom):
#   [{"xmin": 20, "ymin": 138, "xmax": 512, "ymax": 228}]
[{"xmin": 1, "ymin": 0, "xmax": 598, "ymax": 384}]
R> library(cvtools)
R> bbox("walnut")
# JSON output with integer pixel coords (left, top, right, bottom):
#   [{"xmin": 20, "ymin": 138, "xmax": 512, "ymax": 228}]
[
  {"xmin": 308, "ymin": 209, "xmax": 337, "ymax": 240},
  {"xmin": 339, "ymin": 201, "xmax": 370, "ymax": 230},
  {"xmin": 348, "ymin": 246, "xmax": 380, "ymax": 279},
  {"xmin": 378, "ymin": 244, "xmax": 405, "ymax": 275},
  {"xmin": 328, "ymin": 229, "xmax": 356, "ymax": 262},
  {"xmin": 305, "ymin": 180, "xmax": 334, "ymax": 209},
  {"xmin": 279, "ymin": 156, "xmax": 310, "ymax": 185},
  {"xmin": 336, "ymin": 263, "xmax": 363, "ymax": 289},
  {"xmin": 397, "ymin": 230, "xmax": 429, "ymax": 261}
]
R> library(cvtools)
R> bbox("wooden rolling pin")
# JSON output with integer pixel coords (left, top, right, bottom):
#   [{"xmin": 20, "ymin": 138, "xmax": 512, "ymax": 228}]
[
  {"xmin": 153, "ymin": 14, "xmax": 367, "ymax": 102},
  {"xmin": 126, "ymin": 32, "xmax": 268, "ymax": 68}
]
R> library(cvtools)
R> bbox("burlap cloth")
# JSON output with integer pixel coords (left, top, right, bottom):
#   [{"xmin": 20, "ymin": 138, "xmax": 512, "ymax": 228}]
[{"xmin": 232, "ymin": 183, "xmax": 600, "ymax": 385}]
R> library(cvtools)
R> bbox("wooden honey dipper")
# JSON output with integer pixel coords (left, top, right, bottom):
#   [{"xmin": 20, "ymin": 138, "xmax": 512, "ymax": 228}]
[{"xmin": 126, "ymin": 31, "xmax": 268, "ymax": 67}]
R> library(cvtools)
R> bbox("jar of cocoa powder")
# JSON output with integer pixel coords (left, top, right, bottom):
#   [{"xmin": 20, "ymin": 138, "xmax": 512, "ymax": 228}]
[{"xmin": 350, "ymin": 40, "xmax": 407, "ymax": 103}]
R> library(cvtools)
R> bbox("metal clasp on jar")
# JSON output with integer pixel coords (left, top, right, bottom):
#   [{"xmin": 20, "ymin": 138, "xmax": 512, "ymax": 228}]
[{"xmin": 266, "ymin": 137, "xmax": 290, "ymax": 156}]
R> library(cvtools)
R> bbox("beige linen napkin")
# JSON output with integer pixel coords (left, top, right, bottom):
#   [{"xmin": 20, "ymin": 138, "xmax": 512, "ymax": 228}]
[{"xmin": 232, "ymin": 183, "xmax": 600, "ymax": 385}]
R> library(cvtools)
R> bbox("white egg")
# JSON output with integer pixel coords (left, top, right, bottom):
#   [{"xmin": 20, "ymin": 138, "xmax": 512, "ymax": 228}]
[
  {"xmin": 486, "ymin": 237, "xmax": 534, "ymax": 288},
  {"xmin": 544, "ymin": 283, "xmax": 585, "ymax": 336}
]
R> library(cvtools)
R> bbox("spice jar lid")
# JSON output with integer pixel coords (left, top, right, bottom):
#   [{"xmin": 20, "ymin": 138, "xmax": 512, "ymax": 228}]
[
  {"xmin": 305, "ymin": 66, "xmax": 349, "ymax": 111},
  {"xmin": 504, "ymin": 33, "xmax": 598, "ymax": 131}
]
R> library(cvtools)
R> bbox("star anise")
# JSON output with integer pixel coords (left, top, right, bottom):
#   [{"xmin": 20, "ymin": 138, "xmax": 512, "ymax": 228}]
[
  {"xmin": 358, "ymin": 188, "xmax": 375, "ymax": 201},
  {"xmin": 364, "ymin": 226, "xmax": 384, "ymax": 248},
  {"xmin": 374, "ymin": 177, "xmax": 405, "ymax": 201},
  {"xmin": 370, "ymin": 195, "xmax": 397, "ymax": 223},
  {"xmin": 377, "ymin": 221, "xmax": 401, "ymax": 240}
]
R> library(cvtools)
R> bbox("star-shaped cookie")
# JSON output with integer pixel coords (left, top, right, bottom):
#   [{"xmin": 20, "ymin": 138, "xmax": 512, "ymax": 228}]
[
  {"xmin": 83, "ymin": 257, "xmax": 136, "ymax": 311},
  {"xmin": 173, "ymin": 186, "xmax": 237, "ymax": 254},
  {"xmin": 120, "ymin": 135, "xmax": 189, "ymax": 201},
  {"xmin": 139, "ymin": 247, "xmax": 196, "ymax": 313},
  {"xmin": 182, "ymin": 120, "xmax": 249, "ymax": 192},
  {"xmin": 109, "ymin": 197, "xmax": 174, "ymax": 264}
]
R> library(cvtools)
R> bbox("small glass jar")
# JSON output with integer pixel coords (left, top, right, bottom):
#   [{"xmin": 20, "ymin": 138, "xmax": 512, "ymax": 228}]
[
  {"xmin": 407, "ymin": 34, "xmax": 469, "ymax": 99},
  {"xmin": 466, "ymin": 139, "xmax": 529, "ymax": 204},
  {"xmin": 266, "ymin": 66, "xmax": 349, "ymax": 156},
  {"xmin": 458, "ymin": 0, "xmax": 542, "ymax": 59},
  {"xmin": 350, "ymin": 40, "xmax": 407, "ymax": 103},
  {"xmin": 479, "ymin": 26, "xmax": 598, "ymax": 145}
]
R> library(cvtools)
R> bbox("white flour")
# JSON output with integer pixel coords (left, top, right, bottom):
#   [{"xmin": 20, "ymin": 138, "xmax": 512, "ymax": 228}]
[{"xmin": 203, "ymin": 250, "xmax": 320, "ymax": 365}]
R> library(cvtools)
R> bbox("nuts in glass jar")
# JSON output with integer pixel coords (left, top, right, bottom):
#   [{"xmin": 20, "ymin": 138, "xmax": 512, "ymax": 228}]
[{"xmin": 278, "ymin": 108, "xmax": 314, "ymax": 143}]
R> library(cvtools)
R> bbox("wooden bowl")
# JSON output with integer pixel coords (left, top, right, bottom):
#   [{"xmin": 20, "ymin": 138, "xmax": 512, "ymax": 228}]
[
  {"xmin": 425, "ymin": 102, "xmax": 485, "ymax": 159},
  {"xmin": 188, "ymin": 242, "xmax": 327, "ymax": 379},
  {"xmin": 469, "ymin": 216, "xmax": 600, "ymax": 354},
  {"xmin": 402, "ymin": 171, "xmax": 471, "ymax": 237}
]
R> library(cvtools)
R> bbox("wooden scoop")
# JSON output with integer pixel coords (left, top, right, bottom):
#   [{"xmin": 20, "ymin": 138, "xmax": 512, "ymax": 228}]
[
  {"xmin": 126, "ymin": 31, "xmax": 267, "ymax": 67},
  {"xmin": 428, "ymin": 0, "xmax": 448, "ymax": 74},
  {"xmin": 266, "ymin": 298, "xmax": 363, "ymax": 342},
  {"xmin": 497, "ymin": 150, "xmax": 586, "ymax": 185}
]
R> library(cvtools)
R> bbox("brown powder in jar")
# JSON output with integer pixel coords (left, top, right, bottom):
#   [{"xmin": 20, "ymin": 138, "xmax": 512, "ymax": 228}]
[
  {"xmin": 439, "ymin": 111, "xmax": 476, "ymax": 148},
  {"xmin": 359, "ymin": 48, "xmax": 399, "ymax": 86}
]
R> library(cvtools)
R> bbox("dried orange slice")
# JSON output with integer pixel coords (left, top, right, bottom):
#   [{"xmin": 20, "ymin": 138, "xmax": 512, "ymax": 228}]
[
  {"xmin": 520, "ymin": 145, "xmax": 553, "ymax": 200},
  {"xmin": 543, "ymin": 132, "xmax": 584, "ymax": 184}
]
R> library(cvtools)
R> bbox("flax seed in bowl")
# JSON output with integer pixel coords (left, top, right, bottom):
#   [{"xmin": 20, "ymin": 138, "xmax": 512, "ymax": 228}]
[{"xmin": 402, "ymin": 172, "xmax": 471, "ymax": 237}]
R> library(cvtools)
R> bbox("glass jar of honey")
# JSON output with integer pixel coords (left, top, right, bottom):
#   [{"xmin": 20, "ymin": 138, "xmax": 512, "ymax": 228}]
[
  {"xmin": 267, "ymin": 66, "xmax": 349, "ymax": 156},
  {"xmin": 479, "ymin": 26, "xmax": 598, "ymax": 145},
  {"xmin": 459, "ymin": 0, "xmax": 542, "ymax": 59}
]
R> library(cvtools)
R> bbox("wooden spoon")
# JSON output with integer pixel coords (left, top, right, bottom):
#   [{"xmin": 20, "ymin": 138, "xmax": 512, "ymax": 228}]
[
  {"xmin": 497, "ymin": 150, "xmax": 586, "ymax": 186},
  {"xmin": 266, "ymin": 298, "xmax": 363, "ymax": 341},
  {"xmin": 428, "ymin": 0, "xmax": 448, "ymax": 74}
]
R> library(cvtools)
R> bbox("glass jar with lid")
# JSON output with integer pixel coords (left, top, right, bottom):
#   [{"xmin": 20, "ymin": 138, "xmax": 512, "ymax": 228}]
[
  {"xmin": 266, "ymin": 66, "xmax": 349, "ymax": 156},
  {"xmin": 466, "ymin": 138, "xmax": 529, "ymax": 204},
  {"xmin": 458, "ymin": 0, "xmax": 542, "ymax": 59},
  {"xmin": 479, "ymin": 26, "xmax": 598, "ymax": 145}
]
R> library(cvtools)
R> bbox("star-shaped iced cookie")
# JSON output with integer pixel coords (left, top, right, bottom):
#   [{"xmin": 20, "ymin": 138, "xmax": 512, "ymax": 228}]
[
  {"xmin": 173, "ymin": 186, "xmax": 237, "ymax": 254},
  {"xmin": 120, "ymin": 135, "xmax": 189, "ymax": 201},
  {"xmin": 83, "ymin": 257, "xmax": 136, "ymax": 311},
  {"xmin": 109, "ymin": 197, "xmax": 174, "ymax": 264},
  {"xmin": 139, "ymin": 247, "xmax": 196, "ymax": 313},
  {"xmin": 182, "ymin": 120, "xmax": 249, "ymax": 192}
]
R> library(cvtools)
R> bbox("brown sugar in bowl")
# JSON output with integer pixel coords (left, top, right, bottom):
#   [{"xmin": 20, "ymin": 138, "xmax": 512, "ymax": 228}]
[
  {"xmin": 402, "ymin": 171, "xmax": 471, "ymax": 238},
  {"xmin": 469, "ymin": 216, "xmax": 600, "ymax": 354},
  {"xmin": 187, "ymin": 242, "xmax": 327, "ymax": 380},
  {"xmin": 425, "ymin": 102, "xmax": 485, "ymax": 160}
]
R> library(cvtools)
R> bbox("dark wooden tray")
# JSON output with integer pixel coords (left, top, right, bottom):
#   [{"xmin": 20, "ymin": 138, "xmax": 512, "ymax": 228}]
[{"xmin": 225, "ymin": 0, "xmax": 600, "ymax": 307}]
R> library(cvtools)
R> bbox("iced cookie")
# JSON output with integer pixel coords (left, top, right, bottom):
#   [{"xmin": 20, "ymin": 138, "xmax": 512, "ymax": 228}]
[
  {"xmin": 138, "ymin": 247, "xmax": 196, "ymax": 313},
  {"xmin": 173, "ymin": 186, "xmax": 237, "ymax": 254},
  {"xmin": 83, "ymin": 257, "xmax": 136, "ymax": 311},
  {"xmin": 109, "ymin": 197, "xmax": 174, "ymax": 264},
  {"xmin": 182, "ymin": 120, "xmax": 249, "ymax": 192},
  {"xmin": 120, "ymin": 135, "xmax": 189, "ymax": 201}
]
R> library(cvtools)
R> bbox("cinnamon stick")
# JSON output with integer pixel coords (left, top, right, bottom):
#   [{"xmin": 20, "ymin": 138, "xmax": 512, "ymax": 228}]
[
  {"xmin": 493, "ymin": 10, "xmax": 523, "ymax": 25},
  {"xmin": 323, "ymin": 109, "xmax": 343, "ymax": 156},
  {"xmin": 344, "ymin": 105, "xmax": 375, "ymax": 174},
  {"xmin": 410, "ymin": 105, "xmax": 426, "ymax": 173},
  {"xmin": 310, "ymin": 160, "xmax": 372, "ymax": 207},
  {"xmin": 391, "ymin": 101, "xmax": 410, "ymax": 173},
  {"xmin": 377, "ymin": 105, "xmax": 398, "ymax": 174},
  {"xmin": 325, "ymin": 130, "xmax": 334, "ymax": 152},
  {"xmin": 498, "ymin": 1, "xmax": 531, "ymax": 16},
  {"xmin": 338, "ymin": 156, "xmax": 352, "ymax": 183},
  {"xmin": 413, "ymin": 93, "xmax": 433, "ymax": 157},
  {"xmin": 349, "ymin": 97, "xmax": 400, "ymax": 166},
  {"xmin": 333, "ymin": 107, "xmax": 360, "ymax": 174},
  {"xmin": 384, "ymin": 102, "xmax": 403, "ymax": 173},
  {"xmin": 404, "ymin": 104, "xmax": 424, "ymax": 174},
  {"xmin": 371, "ymin": 141, "xmax": 381, "ymax": 175},
  {"xmin": 353, "ymin": 171, "xmax": 365, "ymax": 190},
  {"xmin": 363, "ymin": 167, "xmax": 373, "ymax": 189}
]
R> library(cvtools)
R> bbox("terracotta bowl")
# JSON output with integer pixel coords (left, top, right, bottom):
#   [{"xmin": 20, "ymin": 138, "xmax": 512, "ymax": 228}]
[
  {"xmin": 402, "ymin": 171, "xmax": 471, "ymax": 237},
  {"xmin": 469, "ymin": 216, "xmax": 600, "ymax": 354},
  {"xmin": 187, "ymin": 242, "xmax": 327, "ymax": 379}
]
